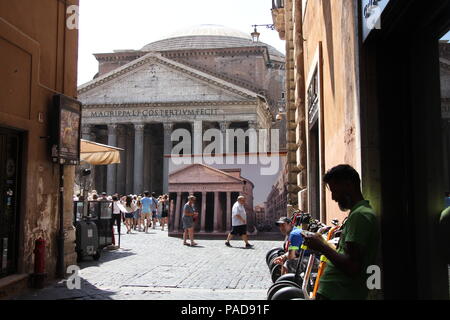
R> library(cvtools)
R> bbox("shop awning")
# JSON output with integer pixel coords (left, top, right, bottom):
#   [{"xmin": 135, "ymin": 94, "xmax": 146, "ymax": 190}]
[{"xmin": 80, "ymin": 139, "xmax": 123, "ymax": 165}]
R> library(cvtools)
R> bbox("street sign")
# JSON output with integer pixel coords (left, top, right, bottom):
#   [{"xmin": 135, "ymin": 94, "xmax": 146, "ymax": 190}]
[{"xmin": 52, "ymin": 94, "xmax": 82, "ymax": 165}]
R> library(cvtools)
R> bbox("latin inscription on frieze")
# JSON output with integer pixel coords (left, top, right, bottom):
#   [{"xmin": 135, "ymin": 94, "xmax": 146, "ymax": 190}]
[{"xmin": 86, "ymin": 108, "xmax": 220, "ymax": 119}]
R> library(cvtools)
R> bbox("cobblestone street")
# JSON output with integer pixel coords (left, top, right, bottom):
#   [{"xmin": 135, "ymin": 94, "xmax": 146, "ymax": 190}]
[{"xmin": 16, "ymin": 225, "xmax": 280, "ymax": 300}]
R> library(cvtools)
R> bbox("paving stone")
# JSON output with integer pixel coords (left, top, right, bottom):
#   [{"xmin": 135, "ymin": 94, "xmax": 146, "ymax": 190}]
[{"xmin": 14, "ymin": 225, "xmax": 280, "ymax": 300}]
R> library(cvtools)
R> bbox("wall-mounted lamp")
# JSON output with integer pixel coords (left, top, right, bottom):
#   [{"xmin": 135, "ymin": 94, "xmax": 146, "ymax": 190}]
[{"xmin": 251, "ymin": 24, "xmax": 275, "ymax": 42}]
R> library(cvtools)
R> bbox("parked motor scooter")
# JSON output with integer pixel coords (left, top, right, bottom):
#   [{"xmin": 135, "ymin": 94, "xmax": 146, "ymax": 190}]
[
  {"xmin": 270, "ymin": 221, "xmax": 342, "ymax": 300},
  {"xmin": 266, "ymin": 216, "xmax": 320, "ymax": 299}
]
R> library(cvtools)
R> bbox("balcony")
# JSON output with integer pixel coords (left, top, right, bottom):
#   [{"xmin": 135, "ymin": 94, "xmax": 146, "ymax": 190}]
[
  {"xmin": 271, "ymin": 0, "xmax": 286, "ymax": 40},
  {"xmin": 272, "ymin": 0, "xmax": 284, "ymax": 9}
]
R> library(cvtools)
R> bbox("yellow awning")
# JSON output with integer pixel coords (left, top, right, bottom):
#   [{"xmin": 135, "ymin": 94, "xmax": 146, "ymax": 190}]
[{"xmin": 80, "ymin": 139, "xmax": 123, "ymax": 165}]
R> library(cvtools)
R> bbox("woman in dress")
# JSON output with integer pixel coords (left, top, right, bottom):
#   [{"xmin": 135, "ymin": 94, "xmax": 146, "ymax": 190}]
[
  {"xmin": 157, "ymin": 195, "xmax": 163, "ymax": 227},
  {"xmin": 123, "ymin": 195, "xmax": 137, "ymax": 234},
  {"xmin": 182, "ymin": 195, "xmax": 199, "ymax": 246},
  {"xmin": 160, "ymin": 194, "xmax": 169, "ymax": 231},
  {"xmin": 133, "ymin": 195, "xmax": 142, "ymax": 231}
]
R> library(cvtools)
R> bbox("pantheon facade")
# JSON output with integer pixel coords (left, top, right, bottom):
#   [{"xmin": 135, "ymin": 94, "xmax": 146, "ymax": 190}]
[
  {"xmin": 78, "ymin": 25, "xmax": 286, "ymax": 196},
  {"xmin": 168, "ymin": 164, "xmax": 255, "ymax": 236}
]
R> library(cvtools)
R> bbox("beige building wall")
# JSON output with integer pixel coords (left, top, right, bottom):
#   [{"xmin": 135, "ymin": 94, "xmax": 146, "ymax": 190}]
[
  {"xmin": 0, "ymin": 0, "xmax": 79, "ymax": 292},
  {"xmin": 272, "ymin": 0, "xmax": 361, "ymax": 224},
  {"xmin": 302, "ymin": 0, "xmax": 361, "ymax": 224}
]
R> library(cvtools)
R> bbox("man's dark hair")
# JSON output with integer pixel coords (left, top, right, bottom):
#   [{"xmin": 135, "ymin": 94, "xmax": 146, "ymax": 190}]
[
  {"xmin": 323, "ymin": 164, "xmax": 361, "ymax": 188},
  {"xmin": 151, "ymin": 192, "xmax": 156, "ymax": 197},
  {"xmin": 445, "ymin": 192, "xmax": 450, "ymax": 198},
  {"xmin": 144, "ymin": 191, "xmax": 150, "ymax": 197},
  {"xmin": 112, "ymin": 195, "xmax": 118, "ymax": 201}
]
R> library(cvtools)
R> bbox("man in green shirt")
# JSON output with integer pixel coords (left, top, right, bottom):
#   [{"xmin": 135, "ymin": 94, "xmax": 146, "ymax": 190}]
[
  {"xmin": 439, "ymin": 207, "xmax": 450, "ymax": 264},
  {"xmin": 303, "ymin": 164, "xmax": 379, "ymax": 300}
]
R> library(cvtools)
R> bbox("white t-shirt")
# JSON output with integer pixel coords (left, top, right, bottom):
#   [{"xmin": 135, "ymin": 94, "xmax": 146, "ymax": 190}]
[
  {"xmin": 112, "ymin": 201, "xmax": 121, "ymax": 214},
  {"xmin": 232, "ymin": 201, "xmax": 246, "ymax": 226}
]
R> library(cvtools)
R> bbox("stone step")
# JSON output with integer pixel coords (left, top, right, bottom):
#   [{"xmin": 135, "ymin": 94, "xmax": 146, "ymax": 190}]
[{"xmin": 0, "ymin": 274, "xmax": 29, "ymax": 300}]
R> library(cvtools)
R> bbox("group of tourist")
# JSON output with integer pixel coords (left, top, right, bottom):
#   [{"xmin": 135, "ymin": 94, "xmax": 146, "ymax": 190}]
[
  {"xmin": 74, "ymin": 190, "xmax": 255, "ymax": 249},
  {"xmin": 115, "ymin": 191, "xmax": 170, "ymax": 234},
  {"xmin": 74, "ymin": 190, "xmax": 170, "ymax": 234}
]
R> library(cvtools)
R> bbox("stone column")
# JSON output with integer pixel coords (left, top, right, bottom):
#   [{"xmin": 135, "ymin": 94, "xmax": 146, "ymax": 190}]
[
  {"xmin": 192, "ymin": 120, "xmax": 203, "ymax": 164},
  {"xmin": 81, "ymin": 125, "xmax": 96, "ymax": 191},
  {"xmin": 248, "ymin": 120, "xmax": 258, "ymax": 130},
  {"xmin": 213, "ymin": 191, "xmax": 220, "ymax": 232},
  {"xmin": 116, "ymin": 126, "xmax": 126, "ymax": 195},
  {"xmin": 133, "ymin": 124, "xmax": 145, "ymax": 194},
  {"xmin": 201, "ymin": 191, "xmax": 206, "ymax": 232},
  {"xmin": 220, "ymin": 121, "xmax": 230, "ymax": 156},
  {"xmin": 226, "ymin": 191, "xmax": 231, "ymax": 231},
  {"xmin": 163, "ymin": 123, "xmax": 173, "ymax": 194},
  {"xmin": 248, "ymin": 120, "xmax": 259, "ymax": 157},
  {"xmin": 81, "ymin": 124, "xmax": 92, "ymax": 140},
  {"xmin": 95, "ymin": 129, "xmax": 107, "ymax": 193},
  {"xmin": 143, "ymin": 127, "xmax": 151, "ymax": 192},
  {"xmin": 89, "ymin": 129, "xmax": 97, "ymax": 191},
  {"xmin": 169, "ymin": 199, "xmax": 175, "ymax": 232},
  {"xmin": 106, "ymin": 124, "xmax": 117, "ymax": 195},
  {"xmin": 125, "ymin": 126, "xmax": 134, "ymax": 195},
  {"xmin": 174, "ymin": 192, "xmax": 181, "ymax": 231}
]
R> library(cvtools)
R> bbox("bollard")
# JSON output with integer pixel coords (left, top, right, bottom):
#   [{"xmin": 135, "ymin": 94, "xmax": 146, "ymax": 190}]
[{"xmin": 30, "ymin": 238, "xmax": 47, "ymax": 289}]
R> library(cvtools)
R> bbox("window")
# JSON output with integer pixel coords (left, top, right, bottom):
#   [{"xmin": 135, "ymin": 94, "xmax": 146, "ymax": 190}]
[{"xmin": 307, "ymin": 67, "xmax": 319, "ymax": 126}]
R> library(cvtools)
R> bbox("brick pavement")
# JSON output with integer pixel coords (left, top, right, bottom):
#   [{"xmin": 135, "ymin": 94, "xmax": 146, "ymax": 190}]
[{"xmin": 15, "ymin": 224, "xmax": 282, "ymax": 300}]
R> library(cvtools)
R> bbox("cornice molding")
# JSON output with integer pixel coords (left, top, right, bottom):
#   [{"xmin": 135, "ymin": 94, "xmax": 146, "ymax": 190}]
[
  {"xmin": 94, "ymin": 51, "xmax": 146, "ymax": 62},
  {"xmin": 81, "ymin": 101, "xmax": 257, "ymax": 109},
  {"xmin": 160, "ymin": 46, "xmax": 272, "ymax": 61}
]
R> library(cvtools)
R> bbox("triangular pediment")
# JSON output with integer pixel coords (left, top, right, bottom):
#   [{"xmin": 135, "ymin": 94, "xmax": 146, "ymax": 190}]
[
  {"xmin": 78, "ymin": 53, "xmax": 257, "ymax": 105},
  {"xmin": 169, "ymin": 164, "xmax": 243, "ymax": 185}
]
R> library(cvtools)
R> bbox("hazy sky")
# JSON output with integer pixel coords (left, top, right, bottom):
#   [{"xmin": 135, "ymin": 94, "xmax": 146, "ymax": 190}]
[
  {"xmin": 77, "ymin": 0, "xmax": 285, "ymax": 86},
  {"xmin": 77, "ymin": 1, "xmax": 450, "ymax": 86}
]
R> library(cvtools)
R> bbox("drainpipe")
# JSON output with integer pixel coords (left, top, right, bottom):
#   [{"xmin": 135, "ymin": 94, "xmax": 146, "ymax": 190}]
[{"xmin": 57, "ymin": 163, "xmax": 65, "ymax": 278}]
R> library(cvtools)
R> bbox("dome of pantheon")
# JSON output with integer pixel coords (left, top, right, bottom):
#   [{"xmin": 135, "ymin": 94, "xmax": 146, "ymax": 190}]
[{"xmin": 141, "ymin": 24, "xmax": 285, "ymax": 61}]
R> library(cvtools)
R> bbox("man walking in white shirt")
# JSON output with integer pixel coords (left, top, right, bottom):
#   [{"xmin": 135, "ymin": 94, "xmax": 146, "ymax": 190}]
[{"xmin": 225, "ymin": 196, "xmax": 254, "ymax": 248}]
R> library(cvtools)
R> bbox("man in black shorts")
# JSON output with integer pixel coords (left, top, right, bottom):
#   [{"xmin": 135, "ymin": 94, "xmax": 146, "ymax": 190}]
[{"xmin": 225, "ymin": 196, "xmax": 253, "ymax": 248}]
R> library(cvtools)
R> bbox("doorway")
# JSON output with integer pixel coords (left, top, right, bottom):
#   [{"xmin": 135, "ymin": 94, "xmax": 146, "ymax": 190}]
[
  {"xmin": 307, "ymin": 61, "xmax": 323, "ymax": 222},
  {"xmin": 308, "ymin": 122, "xmax": 320, "ymax": 220},
  {"xmin": 439, "ymin": 29, "xmax": 450, "ymax": 296},
  {"xmin": 360, "ymin": 0, "xmax": 450, "ymax": 299},
  {"xmin": 0, "ymin": 127, "xmax": 22, "ymax": 278}
]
